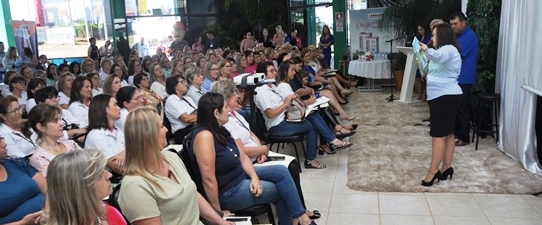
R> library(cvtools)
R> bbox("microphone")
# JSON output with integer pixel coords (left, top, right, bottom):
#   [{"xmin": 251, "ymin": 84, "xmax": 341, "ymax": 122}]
[{"xmin": 385, "ymin": 33, "xmax": 416, "ymax": 43}]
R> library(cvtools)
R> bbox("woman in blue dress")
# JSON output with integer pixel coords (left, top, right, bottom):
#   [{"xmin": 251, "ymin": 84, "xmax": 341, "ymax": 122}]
[{"xmin": 318, "ymin": 26, "xmax": 333, "ymax": 66}]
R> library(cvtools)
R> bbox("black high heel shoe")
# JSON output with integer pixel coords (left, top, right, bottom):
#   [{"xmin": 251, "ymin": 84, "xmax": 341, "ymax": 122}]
[
  {"xmin": 421, "ymin": 170, "xmax": 441, "ymax": 187},
  {"xmin": 439, "ymin": 167, "xmax": 454, "ymax": 180}
]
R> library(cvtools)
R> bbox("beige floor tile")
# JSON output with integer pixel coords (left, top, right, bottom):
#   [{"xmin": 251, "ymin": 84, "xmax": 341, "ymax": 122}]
[
  {"xmin": 380, "ymin": 215, "xmax": 435, "ymax": 225},
  {"xmin": 329, "ymin": 193, "xmax": 379, "ymax": 214},
  {"xmin": 303, "ymin": 192, "xmax": 332, "ymax": 213},
  {"xmin": 300, "ymin": 164, "xmax": 339, "ymax": 178},
  {"xmin": 338, "ymin": 149, "xmax": 349, "ymax": 165},
  {"xmin": 333, "ymin": 177, "xmax": 366, "ymax": 194},
  {"xmin": 425, "ymin": 193, "xmax": 484, "ymax": 217},
  {"xmin": 379, "ymin": 194, "xmax": 431, "ymax": 215},
  {"xmin": 300, "ymin": 176, "xmax": 335, "ymax": 193},
  {"xmin": 486, "ymin": 217, "xmax": 542, "ymax": 225},
  {"xmin": 336, "ymin": 164, "xmax": 348, "ymax": 177},
  {"xmin": 473, "ymin": 194, "xmax": 540, "ymax": 218},
  {"xmin": 433, "ymin": 216, "xmax": 490, "ymax": 225},
  {"xmin": 326, "ymin": 213, "xmax": 380, "ymax": 225},
  {"xmin": 522, "ymin": 195, "xmax": 542, "ymax": 217}
]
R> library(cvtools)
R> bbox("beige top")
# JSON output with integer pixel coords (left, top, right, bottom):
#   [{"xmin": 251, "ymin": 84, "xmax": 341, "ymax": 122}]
[
  {"xmin": 29, "ymin": 140, "xmax": 80, "ymax": 177},
  {"xmin": 118, "ymin": 150, "xmax": 203, "ymax": 225}
]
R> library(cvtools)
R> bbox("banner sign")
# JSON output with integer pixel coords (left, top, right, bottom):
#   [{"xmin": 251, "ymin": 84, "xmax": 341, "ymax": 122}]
[
  {"xmin": 11, "ymin": 20, "xmax": 39, "ymax": 61},
  {"xmin": 349, "ymin": 8, "xmax": 403, "ymax": 54}
]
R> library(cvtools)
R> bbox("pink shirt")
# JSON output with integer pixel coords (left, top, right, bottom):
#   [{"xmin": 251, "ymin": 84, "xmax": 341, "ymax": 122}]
[{"xmin": 29, "ymin": 140, "xmax": 80, "ymax": 177}]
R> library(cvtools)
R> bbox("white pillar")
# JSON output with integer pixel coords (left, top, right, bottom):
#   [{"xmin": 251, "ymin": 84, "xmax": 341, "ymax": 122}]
[{"xmin": 462, "ymin": 0, "xmax": 468, "ymax": 14}]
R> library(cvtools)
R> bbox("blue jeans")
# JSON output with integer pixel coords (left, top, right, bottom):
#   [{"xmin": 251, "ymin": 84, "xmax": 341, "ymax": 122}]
[
  {"xmin": 269, "ymin": 113, "xmax": 336, "ymax": 161},
  {"xmin": 220, "ymin": 165, "xmax": 306, "ymax": 225}
]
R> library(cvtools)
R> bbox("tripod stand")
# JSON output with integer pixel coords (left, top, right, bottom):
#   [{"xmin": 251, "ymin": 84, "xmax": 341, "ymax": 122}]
[{"xmin": 385, "ymin": 38, "xmax": 399, "ymax": 102}]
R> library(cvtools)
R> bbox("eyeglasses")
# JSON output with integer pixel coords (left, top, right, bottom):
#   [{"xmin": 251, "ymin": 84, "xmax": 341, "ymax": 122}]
[
  {"xmin": 17, "ymin": 81, "xmax": 26, "ymax": 85},
  {"xmin": 224, "ymin": 65, "xmax": 232, "ymax": 68},
  {"xmin": 210, "ymin": 68, "xmax": 219, "ymax": 71},
  {"xmin": 85, "ymin": 63, "xmax": 95, "ymax": 67},
  {"xmin": 6, "ymin": 105, "xmax": 23, "ymax": 114},
  {"xmin": 178, "ymin": 79, "xmax": 187, "ymax": 85},
  {"xmin": 267, "ymin": 69, "xmax": 277, "ymax": 73},
  {"xmin": 47, "ymin": 95, "xmax": 60, "ymax": 100}
]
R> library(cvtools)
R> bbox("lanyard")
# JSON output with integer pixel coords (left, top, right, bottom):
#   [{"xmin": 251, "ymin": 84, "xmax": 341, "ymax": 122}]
[
  {"xmin": 231, "ymin": 112, "xmax": 250, "ymax": 131},
  {"xmin": 269, "ymin": 88, "xmax": 283, "ymax": 101},
  {"xmin": 181, "ymin": 97, "xmax": 196, "ymax": 110},
  {"xmin": 13, "ymin": 132, "xmax": 36, "ymax": 147}
]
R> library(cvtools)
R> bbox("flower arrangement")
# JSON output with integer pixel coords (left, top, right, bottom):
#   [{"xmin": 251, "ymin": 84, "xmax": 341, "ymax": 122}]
[
  {"xmin": 365, "ymin": 51, "xmax": 374, "ymax": 61},
  {"xmin": 354, "ymin": 50, "xmax": 365, "ymax": 60}
]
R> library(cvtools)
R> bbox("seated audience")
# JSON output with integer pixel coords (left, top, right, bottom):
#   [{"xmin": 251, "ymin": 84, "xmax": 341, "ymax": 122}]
[
  {"xmin": 184, "ymin": 67, "xmax": 207, "ymax": 103},
  {"xmin": 0, "ymin": 96, "xmax": 36, "ymax": 158},
  {"xmin": 68, "ymin": 76, "xmax": 93, "ymax": 127},
  {"xmin": 56, "ymin": 72, "xmax": 74, "ymax": 109},
  {"xmin": 165, "ymin": 75, "xmax": 197, "ymax": 144},
  {"xmin": 192, "ymin": 93, "xmax": 316, "ymax": 225},
  {"xmin": 118, "ymin": 107, "xmax": 234, "ymax": 225},
  {"xmin": 9, "ymin": 76, "xmax": 28, "ymax": 114},
  {"xmin": 85, "ymin": 94, "xmax": 125, "ymax": 176},
  {"xmin": 25, "ymin": 78, "xmax": 46, "ymax": 113},
  {"xmin": 0, "ymin": 136, "xmax": 46, "ymax": 224},
  {"xmin": 34, "ymin": 86, "xmax": 87, "ymax": 141},
  {"xmin": 211, "ymin": 80, "xmax": 321, "ymax": 219},
  {"xmin": 133, "ymin": 73, "xmax": 161, "ymax": 109},
  {"xmin": 102, "ymin": 74, "xmax": 122, "ymax": 98},
  {"xmin": 86, "ymin": 72, "xmax": 103, "ymax": 96},
  {"xmin": 149, "ymin": 62, "xmax": 168, "ymax": 99},
  {"xmin": 115, "ymin": 86, "xmax": 144, "ymax": 132},
  {"xmin": 2, "ymin": 71, "xmax": 19, "ymax": 96},
  {"xmin": 44, "ymin": 149, "xmax": 127, "ymax": 225},
  {"xmin": 202, "ymin": 61, "xmax": 219, "ymax": 92},
  {"xmin": 254, "ymin": 62, "xmax": 352, "ymax": 169},
  {"xmin": 28, "ymin": 104, "xmax": 81, "ymax": 177}
]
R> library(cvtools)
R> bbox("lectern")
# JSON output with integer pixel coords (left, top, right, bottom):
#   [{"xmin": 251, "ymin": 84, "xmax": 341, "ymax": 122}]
[{"xmin": 396, "ymin": 46, "xmax": 419, "ymax": 103}]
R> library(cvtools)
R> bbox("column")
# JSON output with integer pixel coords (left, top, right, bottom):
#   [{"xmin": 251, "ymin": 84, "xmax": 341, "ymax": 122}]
[
  {"xmin": 0, "ymin": 0, "xmax": 15, "ymax": 46},
  {"xmin": 332, "ymin": 0, "xmax": 347, "ymax": 69}
]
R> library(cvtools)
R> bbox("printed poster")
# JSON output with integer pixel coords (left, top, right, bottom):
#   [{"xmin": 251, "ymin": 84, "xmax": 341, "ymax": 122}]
[
  {"xmin": 349, "ymin": 8, "xmax": 403, "ymax": 54},
  {"xmin": 11, "ymin": 20, "xmax": 39, "ymax": 60},
  {"xmin": 335, "ymin": 12, "xmax": 344, "ymax": 32}
]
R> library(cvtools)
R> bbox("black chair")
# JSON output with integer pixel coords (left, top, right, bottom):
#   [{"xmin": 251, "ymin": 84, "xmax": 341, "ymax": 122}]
[
  {"xmin": 107, "ymin": 183, "xmax": 131, "ymax": 225},
  {"xmin": 252, "ymin": 107, "xmax": 305, "ymax": 172},
  {"xmin": 471, "ymin": 93, "xmax": 501, "ymax": 150},
  {"xmin": 178, "ymin": 133, "xmax": 276, "ymax": 225}
]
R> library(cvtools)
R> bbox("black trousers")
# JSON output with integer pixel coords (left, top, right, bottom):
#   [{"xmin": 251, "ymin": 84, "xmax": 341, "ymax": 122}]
[
  {"xmin": 287, "ymin": 160, "xmax": 306, "ymax": 208},
  {"xmin": 455, "ymin": 84, "xmax": 473, "ymax": 142}
]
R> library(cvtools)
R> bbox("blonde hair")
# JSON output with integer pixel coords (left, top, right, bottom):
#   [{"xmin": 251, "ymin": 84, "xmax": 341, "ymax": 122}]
[
  {"xmin": 124, "ymin": 106, "xmax": 165, "ymax": 191},
  {"xmin": 44, "ymin": 149, "xmax": 107, "ymax": 225}
]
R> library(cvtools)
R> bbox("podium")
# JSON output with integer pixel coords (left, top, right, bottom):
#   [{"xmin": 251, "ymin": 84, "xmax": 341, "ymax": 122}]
[{"xmin": 396, "ymin": 46, "xmax": 419, "ymax": 103}]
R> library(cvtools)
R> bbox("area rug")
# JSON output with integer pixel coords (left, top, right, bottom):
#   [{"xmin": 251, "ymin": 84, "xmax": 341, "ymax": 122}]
[{"xmin": 345, "ymin": 91, "xmax": 542, "ymax": 194}]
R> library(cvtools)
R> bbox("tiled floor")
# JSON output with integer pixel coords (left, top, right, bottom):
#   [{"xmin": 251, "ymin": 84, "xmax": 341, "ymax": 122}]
[{"xmin": 288, "ymin": 149, "xmax": 542, "ymax": 225}]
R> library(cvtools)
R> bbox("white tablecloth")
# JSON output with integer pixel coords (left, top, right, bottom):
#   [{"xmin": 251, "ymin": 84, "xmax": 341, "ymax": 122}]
[{"xmin": 348, "ymin": 60, "xmax": 391, "ymax": 79}]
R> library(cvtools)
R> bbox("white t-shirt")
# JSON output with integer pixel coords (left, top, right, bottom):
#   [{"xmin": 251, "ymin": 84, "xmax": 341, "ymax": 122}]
[
  {"xmin": 68, "ymin": 101, "xmax": 89, "ymax": 127},
  {"xmin": 254, "ymin": 84, "xmax": 287, "ymax": 130},
  {"xmin": 26, "ymin": 98, "xmax": 37, "ymax": 113},
  {"xmin": 165, "ymin": 94, "xmax": 197, "ymax": 133},
  {"xmin": 114, "ymin": 108, "xmax": 129, "ymax": 132},
  {"xmin": 150, "ymin": 82, "xmax": 168, "ymax": 99},
  {"xmin": 58, "ymin": 91, "xmax": 70, "ymax": 106},
  {"xmin": 85, "ymin": 127, "xmax": 125, "ymax": 159},
  {"xmin": 0, "ymin": 123, "xmax": 37, "ymax": 158},
  {"xmin": 92, "ymin": 88, "xmax": 103, "ymax": 97}
]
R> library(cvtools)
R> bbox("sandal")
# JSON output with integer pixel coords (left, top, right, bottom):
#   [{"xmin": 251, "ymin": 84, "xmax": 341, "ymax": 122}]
[
  {"xmin": 318, "ymin": 145, "xmax": 336, "ymax": 155},
  {"xmin": 305, "ymin": 160, "xmax": 326, "ymax": 169},
  {"xmin": 330, "ymin": 138, "xmax": 353, "ymax": 151},
  {"xmin": 335, "ymin": 127, "xmax": 356, "ymax": 139},
  {"xmin": 339, "ymin": 115, "xmax": 357, "ymax": 121},
  {"xmin": 308, "ymin": 210, "xmax": 321, "ymax": 219}
]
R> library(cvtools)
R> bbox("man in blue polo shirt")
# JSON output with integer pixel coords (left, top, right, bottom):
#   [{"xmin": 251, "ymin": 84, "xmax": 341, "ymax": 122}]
[{"xmin": 450, "ymin": 11, "xmax": 479, "ymax": 146}]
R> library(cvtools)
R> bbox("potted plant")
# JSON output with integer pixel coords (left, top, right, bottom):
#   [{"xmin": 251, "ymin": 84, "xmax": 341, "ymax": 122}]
[{"xmin": 391, "ymin": 52, "xmax": 407, "ymax": 91}]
